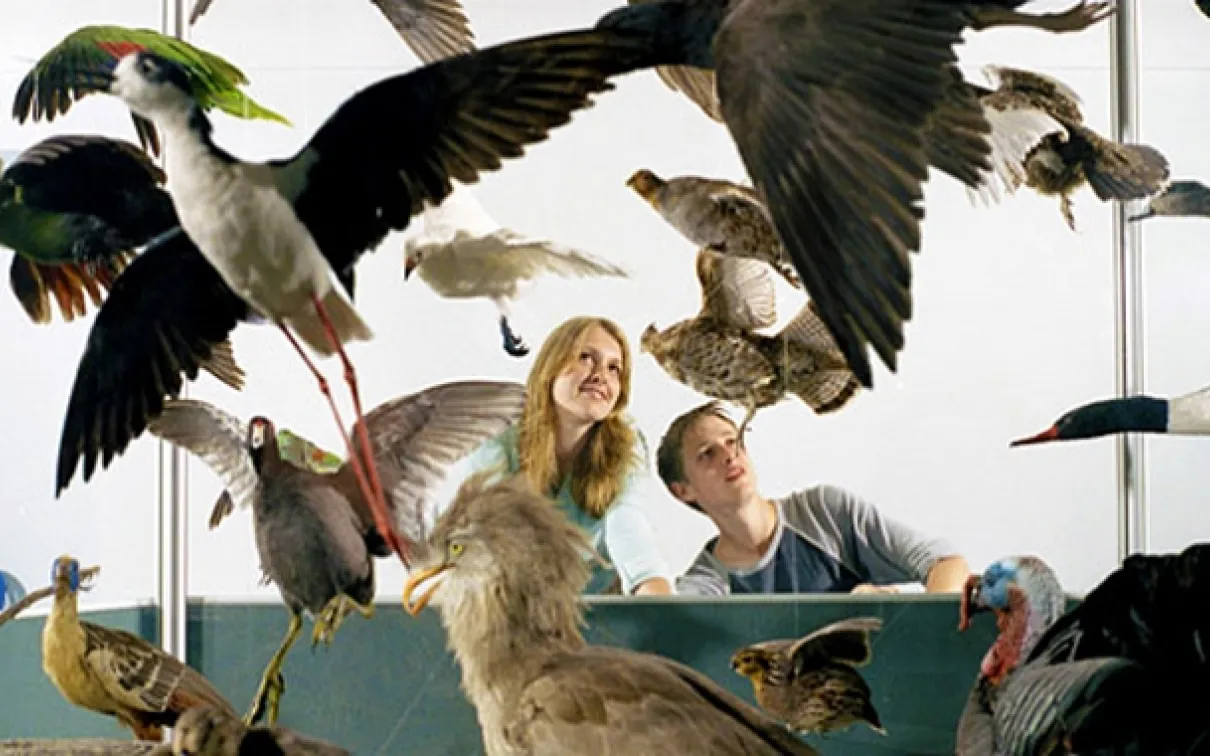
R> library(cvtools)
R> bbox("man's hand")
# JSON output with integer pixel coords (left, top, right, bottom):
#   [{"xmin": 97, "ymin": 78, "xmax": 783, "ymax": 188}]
[{"xmin": 850, "ymin": 583, "xmax": 900, "ymax": 595}]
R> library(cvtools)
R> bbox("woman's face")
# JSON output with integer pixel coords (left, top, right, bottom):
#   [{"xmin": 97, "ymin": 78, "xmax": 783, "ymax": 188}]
[{"xmin": 550, "ymin": 324, "xmax": 625, "ymax": 425}]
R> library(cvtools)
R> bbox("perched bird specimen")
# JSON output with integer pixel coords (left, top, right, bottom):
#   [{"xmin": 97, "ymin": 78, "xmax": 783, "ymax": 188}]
[
  {"xmin": 169, "ymin": 704, "xmax": 351, "ymax": 756},
  {"xmin": 1009, "ymin": 382, "xmax": 1210, "ymax": 446},
  {"xmin": 626, "ymin": 168, "xmax": 801, "ymax": 289},
  {"xmin": 402, "ymin": 471, "xmax": 821, "ymax": 755},
  {"xmin": 41, "ymin": 556, "xmax": 237, "ymax": 741},
  {"xmin": 730, "ymin": 617, "xmax": 886, "ymax": 737},
  {"xmin": 1128, "ymin": 179, "xmax": 1210, "ymax": 221},
  {"xmin": 0, "ymin": 134, "xmax": 177, "ymax": 324},
  {"xmin": 147, "ymin": 380, "xmax": 526, "ymax": 725},
  {"xmin": 100, "ymin": 21, "xmax": 684, "ymax": 565},
  {"xmin": 966, "ymin": 65, "xmax": 1170, "ymax": 230},
  {"xmin": 55, "ymin": 227, "xmax": 250, "ymax": 495},
  {"xmin": 189, "ymin": 0, "xmax": 476, "ymax": 66},
  {"xmin": 14, "ymin": 25, "xmax": 289, "ymax": 156},
  {"xmin": 642, "ymin": 247, "xmax": 860, "ymax": 436},
  {"xmin": 403, "ymin": 184, "xmax": 630, "ymax": 357}
]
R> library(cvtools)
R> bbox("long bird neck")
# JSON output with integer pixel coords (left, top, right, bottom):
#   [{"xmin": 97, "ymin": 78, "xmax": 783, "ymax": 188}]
[
  {"xmin": 156, "ymin": 105, "xmax": 234, "ymax": 181},
  {"xmin": 44, "ymin": 585, "xmax": 84, "ymax": 649}
]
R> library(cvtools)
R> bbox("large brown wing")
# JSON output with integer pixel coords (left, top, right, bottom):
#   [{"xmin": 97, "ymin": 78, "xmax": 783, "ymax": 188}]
[
  {"xmin": 506, "ymin": 646, "xmax": 819, "ymax": 755},
  {"xmin": 783, "ymin": 617, "xmax": 882, "ymax": 673},
  {"xmin": 713, "ymin": 0, "xmax": 979, "ymax": 388},
  {"xmin": 371, "ymin": 0, "xmax": 477, "ymax": 64},
  {"xmin": 696, "ymin": 247, "xmax": 777, "ymax": 331}
]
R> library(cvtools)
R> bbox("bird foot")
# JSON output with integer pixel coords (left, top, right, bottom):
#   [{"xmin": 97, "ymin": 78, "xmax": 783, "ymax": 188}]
[
  {"xmin": 311, "ymin": 595, "xmax": 374, "ymax": 649},
  {"xmin": 244, "ymin": 669, "xmax": 285, "ymax": 727},
  {"xmin": 1042, "ymin": 1, "xmax": 1115, "ymax": 33},
  {"xmin": 500, "ymin": 316, "xmax": 529, "ymax": 357}
]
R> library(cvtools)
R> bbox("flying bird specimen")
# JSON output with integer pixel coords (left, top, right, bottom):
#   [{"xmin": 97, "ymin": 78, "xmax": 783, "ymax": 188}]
[
  {"xmin": 169, "ymin": 704, "xmax": 351, "ymax": 756},
  {"xmin": 0, "ymin": 134, "xmax": 177, "ymax": 324},
  {"xmin": 626, "ymin": 168, "xmax": 801, "ymax": 289},
  {"xmin": 147, "ymin": 380, "xmax": 526, "ymax": 725},
  {"xmin": 188, "ymin": 0, "xmax": 476, "ymax": 66},
  {"xmin": 609, "ymin": 0, "xmax": 1113, "ymax": 390},
  {"xmin": 14, "ymin": 25, "xmax": 289, "ymax": 157},
  {"xmin": 403, "ymin": 184, "xmax": 630, "ymax": 357},
  {"xmin": 402, "ymin": 471, "xmax": 821, "ymax": 755},
  {"xmin": 965, "ymin": 65, "xmax": 1170, "ymax": 230},
  {"xmin": 41, "ymin": 556, "xmax": 238, "ymax": 741},
  {"xmin": 642, "ymin": 247, "xmax": 860, "ymax": 437},
  {"xmin": 1128, "ymin": 179, "xmax": 1210, "ymax": 221},
  {"xmin": 1009, "ymin": 382, "xmax": 1210, "ymax": 446},
  {"xmin": 730, "ymin": 617, "xmax": 886, "ymax": 736}
]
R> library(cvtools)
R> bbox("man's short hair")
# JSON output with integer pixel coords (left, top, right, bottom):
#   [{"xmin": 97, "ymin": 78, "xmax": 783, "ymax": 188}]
[{"xmin": 656, "ymin": 401, "xmax": 738, "ymax": 508}]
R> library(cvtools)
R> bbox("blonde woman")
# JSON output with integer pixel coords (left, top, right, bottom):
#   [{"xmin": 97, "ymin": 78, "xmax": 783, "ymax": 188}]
[{"xmin": 462, "ymin": 315, "xmax": 674, "ymax": 595}]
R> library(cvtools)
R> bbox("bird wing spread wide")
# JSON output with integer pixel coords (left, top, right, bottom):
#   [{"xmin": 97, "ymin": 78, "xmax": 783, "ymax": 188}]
[
  {"xmin": 696, "ymin": 248, "xmax": 777, "ymax": 331},
  {"xmin": 783, "ymin": 616, "xmax": 882, "ymax": 673},
  {"xmin": 371, "ymin": 0, "xmax": 477, "ymax": 64}
]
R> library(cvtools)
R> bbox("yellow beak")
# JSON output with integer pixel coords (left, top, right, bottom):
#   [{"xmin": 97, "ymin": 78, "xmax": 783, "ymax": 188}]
[{"xmin": 402, "ymin": 563, "xmax": 450, "ymax": 616}]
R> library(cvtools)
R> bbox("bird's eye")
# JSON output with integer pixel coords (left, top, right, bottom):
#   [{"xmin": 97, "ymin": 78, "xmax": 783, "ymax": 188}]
[{"xmin": 448, "ymin": 541, "xmax": 464, "ymax": 558}]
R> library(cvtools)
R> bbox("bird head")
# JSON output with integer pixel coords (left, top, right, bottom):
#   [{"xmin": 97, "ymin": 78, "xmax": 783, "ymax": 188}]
[
  {"xmin": 639, "ymin": 324, "xmax": 660, "ymax": 354},
  {"xmin": 50, "ymin": 555, "xmax": 98, "ymax": 596},
  {"xmin": 109, "ymin": 51, "xmax": 197, "ymax": 118},
  {"xmin": 247, "ymin": 416, "xmax": 277, "ymax": 472},
  {"xmin": 729, "ymin": 647, "xmax": 775, "ymax": 682},
  {"xmin": 626, "ymin": 169, "xmax": 662, "ymax": 205},
  {"xmin": 402, "ymin": 471, "xmax": 595, "ymax": 627},
  {"xmin": 1129, "ymin": 180, "xmax": 1210, "ymax": 222},
  {"xmin": 1010, "ymin": 396, "xmax": 1166, "ymax": 447}
]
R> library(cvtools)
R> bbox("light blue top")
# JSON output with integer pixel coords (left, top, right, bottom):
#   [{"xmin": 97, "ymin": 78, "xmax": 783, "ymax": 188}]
[{"xmin": 462, "ymin": 425, "xmax": 674, "ymax": 595}]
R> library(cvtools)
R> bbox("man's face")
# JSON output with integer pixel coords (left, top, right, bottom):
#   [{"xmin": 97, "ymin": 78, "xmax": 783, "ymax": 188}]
[{"xmin": 671, "ymin": 414, "xmax": 757, "ymax": 512}]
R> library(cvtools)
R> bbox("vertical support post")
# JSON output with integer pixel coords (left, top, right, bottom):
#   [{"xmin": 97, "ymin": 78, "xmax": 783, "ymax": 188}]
[{"xmin": 1109, "ymin": 0, "xmax": 1148, "ymax": 561}]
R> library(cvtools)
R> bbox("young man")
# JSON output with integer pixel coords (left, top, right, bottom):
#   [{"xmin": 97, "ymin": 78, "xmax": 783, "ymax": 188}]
[{"xmin": 656, "ymin": 401, "xmax": 970, "ymax": 596}]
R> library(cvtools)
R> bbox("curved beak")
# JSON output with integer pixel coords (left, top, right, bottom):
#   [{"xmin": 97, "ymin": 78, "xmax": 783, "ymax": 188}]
[
  {"xmin": 403, "ymin": 257, "xmax": 417, "ymax": 281},
  {"xmin": 958, "ymin": 574, "xmax": 984, "ymax": 632},
  {"xmin": 1009, "ymin": 424, "xmax": 1061, "ymax": 447},
  {"xmin": 402, "ymin": 563, "xmax": 450, "ymax": 616}
]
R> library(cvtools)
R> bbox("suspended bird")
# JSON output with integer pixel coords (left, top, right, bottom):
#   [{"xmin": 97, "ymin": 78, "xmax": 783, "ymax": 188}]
[
  {"xmin": 403, "ymin": 471, "xmax": 821, "ymax": 755},
  {"xmin": 1128, "ymin": 179, "xmax": 1210, "ymax": 221},
  {"xmin": 608, "ymin": 0, "xmax": 1113, "ymax": 389},
  {"xmin": 146, "ymin": 380, "xmax": 526, "ymax": 725},
  {"xmin": 188, "ymin": 0, "xmax": 476, "ymax": 66},
  {"xmin": 402, "ymin": 184, "xmax": 630, "ymax": 357},
  {"xmin": 14, "ymin": 25, "xmax": 290, "ymax": 157},
  {"xmin": 1009, "ymin": 382, "xmax": 1210, "ymax": 447},
  {"xmin": 0, "ymin": 134, "xmax": 178, "ymax": 324}
]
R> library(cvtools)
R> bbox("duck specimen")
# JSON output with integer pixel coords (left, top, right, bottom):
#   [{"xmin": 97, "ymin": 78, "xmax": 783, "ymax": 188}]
[
  {"xmin": 642, "ymin": 247, "xmax": 860, "ymax": 437},
  {"xmin": 146, "ymin": 380, "xmax": 526, "ymax": 725},
  {"xmin": 0, "ymin": 134, "xmax": 177, "ymax": 324},
  {"xmin": 1009, "ymin": 382, "xmax": 1210, "ymax": 447},
  {"xmin": 730, "ymin": 617, "xmax": 886, "ymax": 737},
  {"xmin": 403, "ymin": 184, "xmax": 630, "ymax": 357},
  {"xmin": 189, "ymin": 0, "xmax": 476, "ymax": 66},
  {"xmin": 169, "ymin": 704, "xmax": 351, "ymax": 756},
  {"xmin": 966, "ymin": 65, "xmax": 1170, "ymax": 230},
  {"xmin": 626, "ymin": 168, "xmax": 801, "ymax": 289},
  {"xmin": 1128, "ymin": 179, "xmax": 1210, "ymax": 221},
  {"xmin": 14, "ymin": 25, "xmax": 289, "ymax": 157},
  {"xmin": 41, "ymin": 556, "xmax": 237, "ymax": 741},
  {"xmin": 402, "ymin": 471, "xmax": 821, "ymax": 755}
]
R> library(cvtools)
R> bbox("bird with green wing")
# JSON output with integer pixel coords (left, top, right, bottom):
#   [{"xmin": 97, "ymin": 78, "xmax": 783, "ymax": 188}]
[{"xmin": 13, "ymin": 25, "xmax": 289, "ymax": 156}]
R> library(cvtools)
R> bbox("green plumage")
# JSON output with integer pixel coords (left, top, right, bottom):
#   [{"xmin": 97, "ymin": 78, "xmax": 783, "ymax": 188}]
[{"xmin": 13, "ymin": 25, "xmax": 290, "ymax": 156}]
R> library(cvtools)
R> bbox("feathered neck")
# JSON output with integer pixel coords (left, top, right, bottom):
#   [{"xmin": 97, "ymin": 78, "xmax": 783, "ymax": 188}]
[
  {"xmin": 981, "ymin": 585, "xmax": 1061, "ymax": 684},
  {"xmin": 48, "ymin": 584, "xmax": 80, "ymax": 627}
]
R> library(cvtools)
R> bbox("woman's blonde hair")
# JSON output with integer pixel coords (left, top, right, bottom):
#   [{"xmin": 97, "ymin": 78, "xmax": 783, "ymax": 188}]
[{"xmin": 516, "ymin": 315, "xmax": 640, "ymax": 519}]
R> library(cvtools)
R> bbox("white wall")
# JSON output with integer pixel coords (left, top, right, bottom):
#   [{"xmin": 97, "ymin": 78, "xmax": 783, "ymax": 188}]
[{"xmin": 5, "ymin": 0, "xmax": 1204, "ymax": 607}]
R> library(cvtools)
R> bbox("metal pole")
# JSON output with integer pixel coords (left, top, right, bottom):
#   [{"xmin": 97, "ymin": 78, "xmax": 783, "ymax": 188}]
[
  {"xmin": 1109, "ymin": 0, "xmax": 1148, "ymax": 561},
  {"xmin": 157, "ymin": 0, "xmax": 189, "ymax": 668}
]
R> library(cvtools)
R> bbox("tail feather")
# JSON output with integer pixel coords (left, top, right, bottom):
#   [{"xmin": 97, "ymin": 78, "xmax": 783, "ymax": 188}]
[
  {"xmin": 287, "ymin": 285, "xmax": 373, "ymax": 357},
  {"xmin": 792, "ymin": 370, "xmax": 862, "ymax": 414},
  {"xmin": 8, "ymin": 253, "xmax": 134, "ymax": 324},
  {"xmin": 199, "ymin": 339, "xmax": 245, "ymax": 391},
  {"xmin": 1084, "ymin": 139, "xmax": 1171, "ymax": 202}
]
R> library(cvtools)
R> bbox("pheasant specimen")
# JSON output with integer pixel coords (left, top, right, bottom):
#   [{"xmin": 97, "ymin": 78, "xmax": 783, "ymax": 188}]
[
  {"xmin": 0, "ymin": 134, "xmax": 177, "ymax": 324},
  {"xmin": 403, "ymin": 184, "xmax": 630, "ymax": 357},
  {"xmin": 642, "ymin": 247, "xmax": 860, "ymax": 437},
  {"xmin": 966, "ymin": 65, "xmax": 1170, "ymax": 230},
  {"xmin": 41, "ymin": 556, "xmax": 237, "ymax": 741},
  {"xmin": 402, "ymin": 471, "xmax": 821, "ymax": 755},
  {"xmin": 14, "ymin": 25, "xmax": 289, "ymax": 156},
  {"xmin": 1009, "ymin": 382, "xmax": 1210, "ymax": 446},
  {"xmin": 189, "ymin": 0, "xmax": 476, "ymax": 66},
  {"xmin": 626, "ymin": 168, "xmax": 801, "ymax": 289},
  {"xmin": 147, "ymin": 380, "xmax": 526, "ymax": 726},
  {"xmin": 731, "ymin": 617, "xmax": 886, "ymax": 737},
  {"xmin": 1129, "ymin": 179, "xmax": 1210, "ymax": 221}
]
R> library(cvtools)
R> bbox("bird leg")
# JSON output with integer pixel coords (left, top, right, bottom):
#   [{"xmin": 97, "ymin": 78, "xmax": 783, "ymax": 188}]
[
  {"xmin": 311, "ymin": 594, "xmax": 375, "ymax": 648},
  {"xmin": 1059, "ymin": 195, "xmax": 1078, "ymax": 232},
  {"xmin": 736, "ymin": 399, "xmax": 757, "ymax": 446},
  {"xmin": 492, "ymin": 296, "xmax": 529, "ymax": 357},
  {"xmin": 309, "ymin": 294, "xmax": 407, "ymax": 565},
  {"xmin": 968, "ymin": 1, "xmax": 1114, "ymax": 34},
  {"xmin": 245, "ymin": 612, "xmax": 303, "ymax": 727}
]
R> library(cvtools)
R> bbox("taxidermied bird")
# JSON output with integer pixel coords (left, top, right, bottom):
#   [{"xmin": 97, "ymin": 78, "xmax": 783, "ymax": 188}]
[
  {"xmin": 0, "ymin": 134, "xmax": 178, "ymax": 324},
  {"xmin": 14, "ymin": 25, "xmax": 289, "ymax": 157},
  {"xmin": 403, "ymin": 184, "xmax": 630, "ymax": 357},
  {"xmin": 642, "ymin": 247, "xmax": 860, "ymax": 437},
  {"xmin": 626, "ymin": 168, "xmax": 801, "ymax": 289},
  {"xmin": 1128, "ymin": 179, "xmax": 1210, "ymax": 221},
  {"xmin": 41, "ymin": 556, "xmax": 237, "ymax": 741},
  {"xmin": 170, "ymin": 704, "xmax": 351, "ymax": 756},
  {"xmin": 55, "ymin": 226, "xmax": 250, "ymax": 495},
  {"xmin": 402, "ymin": 471, "xmax": 821, "ymax": 755},
  {"xmin": 1009, "ymin": 383, "xmax": 1210, "ymax": 447},
  {"xmin": 604, "ymin": 0, "xmax": 1113, "ymax": 391},
  {"xmin": 966, "ymin": 65, "xmax": 1170, "ymax": 230},
  {"xmin": 147, "ymin": 380, "xmax": 526, "ymax": 725},
  {"xmin": 188, "ymin": 0, "xmax": 476, "ymax": 66},
  {"xmin": 101, "ymin": 23, "xmax": 680, "ymax": 564},
  {"xmin": 730, "ymin": 617, "xmax": 886, "ymax": 737}
]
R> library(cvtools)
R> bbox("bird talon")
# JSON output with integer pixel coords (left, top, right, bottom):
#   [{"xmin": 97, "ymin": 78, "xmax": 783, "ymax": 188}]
[{"xmin": 245, "ymin": 670, "xmax": 285, "ymax": 726}]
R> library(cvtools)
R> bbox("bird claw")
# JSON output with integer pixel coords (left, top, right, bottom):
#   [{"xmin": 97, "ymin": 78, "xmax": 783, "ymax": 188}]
[
  {"xmin": 244, "ymin": 669, "xmax": 285, "ymax": 727},
  {"xmin": 310, "ymin": 595, "xmax": 373, "ymax": 649},
  {"xmin": 1045, "ymin": 1, "xmax": 1115, "ymax": 33}
]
